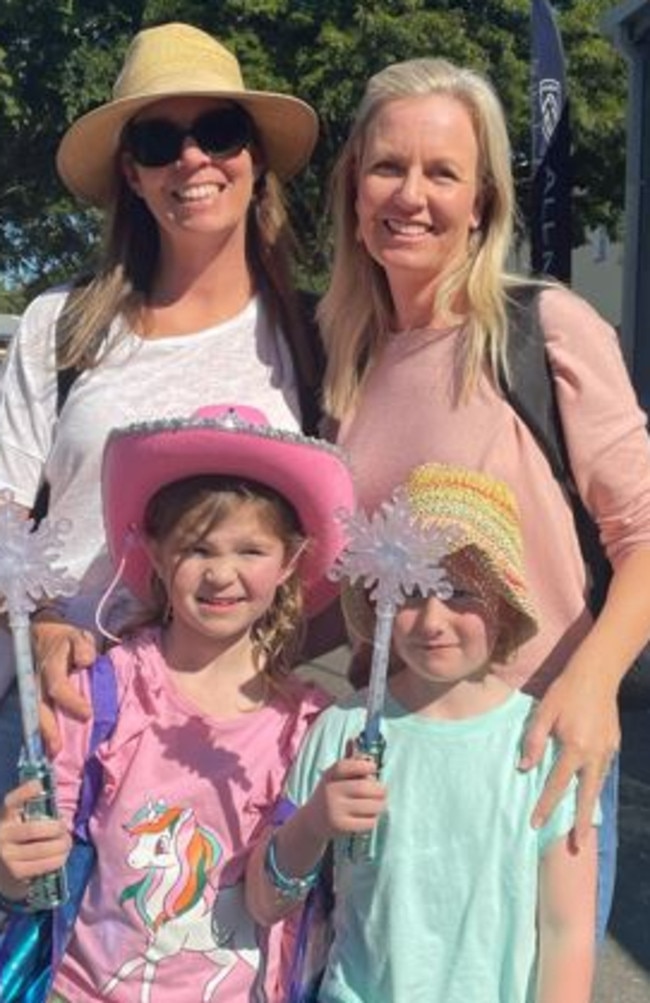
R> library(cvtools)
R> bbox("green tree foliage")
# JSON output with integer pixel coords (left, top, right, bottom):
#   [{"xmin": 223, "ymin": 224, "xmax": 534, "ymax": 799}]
[
  {"xmin": 0, "ymin": 0, "xmax": 628, "ymax": 306},
  {"xmin": 559, "ymin": 0, "xmax": 628, "ymax": 238},
  {"xmin": 0, "ymin": 0, "xmax": 144, "ymax": 300}
]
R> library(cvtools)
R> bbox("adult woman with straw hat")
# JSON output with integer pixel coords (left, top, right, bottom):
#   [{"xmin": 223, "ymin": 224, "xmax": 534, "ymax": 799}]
[{"xmin": 0, "ymin": 22, "xmax": 321, "ymax": 791}]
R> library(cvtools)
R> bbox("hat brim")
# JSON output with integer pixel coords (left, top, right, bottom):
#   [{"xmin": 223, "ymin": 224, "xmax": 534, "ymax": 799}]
[
  {"xmin": 57, "ymin": 85, "xmax": 318, "ymax": 206},
  {"xmin": 102, "ymin": 416, "xmax": 354, "ymax": 616}
]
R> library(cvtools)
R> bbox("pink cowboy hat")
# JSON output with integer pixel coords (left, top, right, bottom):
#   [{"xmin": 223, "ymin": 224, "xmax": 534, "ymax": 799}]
[{"xmin": 101, "ymin": 405, "xmax": 355, "ymax": 613}]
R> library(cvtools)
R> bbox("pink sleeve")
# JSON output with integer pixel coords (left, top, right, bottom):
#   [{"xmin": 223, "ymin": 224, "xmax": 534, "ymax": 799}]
[
  {"xmin": 259, "ymin": 680, "xmax": 331, "ymax": 829},
  {"xmin": 540, "ymin": 286, "xmax": 650, "ymax": 567},
  {"xmin": 285, "ymin": 681, "xmax": 332, "ymax": 761}
]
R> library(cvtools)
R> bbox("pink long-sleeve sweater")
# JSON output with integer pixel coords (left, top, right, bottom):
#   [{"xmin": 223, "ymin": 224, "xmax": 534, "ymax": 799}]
[{"xmin": 338, "ymin": 286, "xmax": 650, "ymax": 695}]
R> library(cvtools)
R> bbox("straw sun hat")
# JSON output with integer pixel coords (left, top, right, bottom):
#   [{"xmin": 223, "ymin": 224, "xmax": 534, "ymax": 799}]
[
  {"xmin": 102, "ymin": 404, "xmax": 356, "ymax": 615},
  {"xmin": 343, "ymin": 464, "xmax": 538, "ymax": 663},
  {"xmin": 56, "ymin": 22, "xmax": 319, "ymax": 206}
]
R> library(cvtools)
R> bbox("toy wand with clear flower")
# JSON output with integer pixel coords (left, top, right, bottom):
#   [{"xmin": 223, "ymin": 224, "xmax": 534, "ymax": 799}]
[
  {"xmin": 0, "ymin": 490, "xmax": 76, "ymax": 909},
  {"xmin": 330, "ymin": 489, "xmax": 453, "ymax": 861}
]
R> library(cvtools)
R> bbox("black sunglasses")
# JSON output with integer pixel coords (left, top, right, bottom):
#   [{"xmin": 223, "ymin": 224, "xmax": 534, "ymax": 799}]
[{"xmin": 124, "ymin": 106, "xmax": 254, "ymax": 168}]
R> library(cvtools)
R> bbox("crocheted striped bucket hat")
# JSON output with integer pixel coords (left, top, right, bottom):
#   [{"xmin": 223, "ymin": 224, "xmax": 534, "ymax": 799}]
[{"xmin": 343, "ymin": 463, "xmax": 538, "ymax": 662}]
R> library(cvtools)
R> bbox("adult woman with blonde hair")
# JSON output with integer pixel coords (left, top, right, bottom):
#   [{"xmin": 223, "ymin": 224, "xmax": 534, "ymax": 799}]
[
  {"xmin": 319, "ymin": 56, "xmax": 650, "ymax": 941},
  {"xmin": 0, "ymin": 23, "xmax": 321, "ymax": 794},
  {"xmin": 322, "ymin": 57, "xmax": 516, "ymax": 413}
]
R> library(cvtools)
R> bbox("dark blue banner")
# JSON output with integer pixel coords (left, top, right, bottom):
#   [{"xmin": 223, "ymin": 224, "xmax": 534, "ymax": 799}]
[{"xmin": 531, "ymin": 0, "xmax": 572, "ymax": 282}]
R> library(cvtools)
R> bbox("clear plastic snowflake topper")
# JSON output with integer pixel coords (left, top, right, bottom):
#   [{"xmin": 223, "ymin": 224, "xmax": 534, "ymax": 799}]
[
  {"xmin": 330, "ymin": 488, "xmax": 454, "ymax": 608},
  {"xmin": 330, "ymin": 489, "xmax": 456, "ymax": 743},
  {"xmin": 0, "ymin": 489, "xmax": 77, "ymax": 616}
]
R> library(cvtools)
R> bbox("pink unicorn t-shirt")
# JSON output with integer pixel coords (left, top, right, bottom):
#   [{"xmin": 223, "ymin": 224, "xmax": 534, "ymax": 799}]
[{"xmin": 51, "ymin": 628, "xmax": 327, "ymax": 1003}]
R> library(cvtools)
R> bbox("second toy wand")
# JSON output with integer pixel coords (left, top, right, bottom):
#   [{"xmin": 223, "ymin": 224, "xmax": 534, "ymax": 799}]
[
  {"xmin": 0, "ymin": 490, "xmax": 77, "ymax": 909},
  {"xmin": 330, "ymin": 488, "xmax": 453, "ymax": 861}
]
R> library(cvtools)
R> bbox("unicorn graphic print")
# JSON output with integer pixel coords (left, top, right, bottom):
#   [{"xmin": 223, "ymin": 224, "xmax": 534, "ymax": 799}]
[{"xmin": 103, "ymin": 798, "xmax": 260, "ymax": 1002}]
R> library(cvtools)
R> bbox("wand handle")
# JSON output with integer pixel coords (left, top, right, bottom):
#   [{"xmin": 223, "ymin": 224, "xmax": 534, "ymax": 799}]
[
  {"xmin": 346, "ymin": 601, "xmax": 392, "ymax": 864},
  {"xmin": 10, "ymin": 614, "xmax": 44, "ymax": 763},
  {"xmin": 346, "ymin": 729, "xmax": 386, "ymax": 863},
  {"xmin": 18, "ymin": 757, "xmax": 69, "ymax": 909},
  {"xmin": 364, "ymin": 603, "xmax": 394, "ymax": 731},
  {"xmin": 11, "ymin": 613, "xmax": 68, "ymax": 909}
]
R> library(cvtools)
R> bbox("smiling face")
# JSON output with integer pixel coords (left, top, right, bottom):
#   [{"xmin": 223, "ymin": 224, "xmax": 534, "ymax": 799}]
[
  {"xmin": 121, "ymin": 95, "xmax": 257, "ymax": 252},
  {"xmin": 355, "ymin": 94, "xmax": 482, "ymax": 311},
  {"xmin": 391, "ymin": 553, "xmax": 500, "ymax": 695},
  {"xmin": 148, "ymin": 495, "xmax": 297, "ymax": 666}
]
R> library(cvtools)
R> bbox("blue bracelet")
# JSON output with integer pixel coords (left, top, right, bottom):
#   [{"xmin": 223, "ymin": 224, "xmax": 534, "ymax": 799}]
[
  {"xmin": 263, "ymin": 833, "xmax": 321, "ymax": 901},
  {"xmin": 0, "ymin": 888, "xmax": 31, "ymax": 914}
]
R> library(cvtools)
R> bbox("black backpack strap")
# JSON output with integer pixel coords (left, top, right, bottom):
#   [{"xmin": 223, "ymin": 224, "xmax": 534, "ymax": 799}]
[
  {"xmin": 30, "ymin": 284, "xmax": 86, "ymax": 525},
  {"xmin": 500, "ymin": 285, "xmax": 569, "ymax": 484},
  {"xmin": 56, "ymin": 363, "xmax": 80, "ymax": 415},
  {"xmin": 285, "ymin": 289, "xmax": 325, "ymax": 438},
  {"xmin": 53, "ymin": 276, "xmax": 90, "ymax": 414},
  {"xmin": 500, "ymin": 284, "xmax": 611, "ymax": 614}
]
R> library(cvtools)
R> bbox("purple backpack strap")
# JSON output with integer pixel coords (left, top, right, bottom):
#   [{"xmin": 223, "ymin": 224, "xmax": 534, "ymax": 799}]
[
  {"xmin": 271, "ymin": 796, "xmax": 297, "ymax": 826},
  {"xmin": 52, "ymin": 653, "xmax": 118, "ymax": 974},
  {"xmin": 72, "ymin": 653, "xmax": 118, "ymax": 841}
]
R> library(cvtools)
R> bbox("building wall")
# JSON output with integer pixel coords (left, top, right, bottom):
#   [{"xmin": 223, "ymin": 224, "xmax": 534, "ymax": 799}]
[
  {"xmin": 602, "ymin": 0, "xmax": 650, "ymax": 410},
  {"xmin": 572, "ymin": 231, "xmax": 623, "ymax": 330},
  {"xmin": 510, "ymin": 230, "xmax": 624, "ymax": 330}
]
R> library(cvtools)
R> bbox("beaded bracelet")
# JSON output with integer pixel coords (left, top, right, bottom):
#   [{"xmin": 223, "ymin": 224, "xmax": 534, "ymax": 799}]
[{"xmin": 263, "ymin": 833, "xmax": 321, "ymax": 901}]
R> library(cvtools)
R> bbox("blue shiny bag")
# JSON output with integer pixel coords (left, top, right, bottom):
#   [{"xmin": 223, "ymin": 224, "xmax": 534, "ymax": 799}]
[{"xmin": 0, "ymin": 655, "xmax": 117, "ymax": 1002}]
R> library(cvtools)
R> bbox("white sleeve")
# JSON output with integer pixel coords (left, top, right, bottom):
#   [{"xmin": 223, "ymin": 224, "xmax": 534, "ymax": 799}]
[{"xmin": 0, "ymin": 287, "xmax": 67, "ymax": 507}]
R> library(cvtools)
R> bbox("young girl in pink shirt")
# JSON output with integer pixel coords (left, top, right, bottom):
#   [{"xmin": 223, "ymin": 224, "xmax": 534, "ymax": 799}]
[{"xmin": 0, "ymin": 404, "xmax": 355, "ymax": 1003}]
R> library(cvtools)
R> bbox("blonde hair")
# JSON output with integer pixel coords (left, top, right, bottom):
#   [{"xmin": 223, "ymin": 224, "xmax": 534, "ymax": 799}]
[
  {"xmin": 320, "ymin": 57, "xmax": 521, "ymax": 419},
  {"xmin": 137, "ymin": 475, "xmax": 307, "ymax": 680},
  {"xmin": 56, "ymin": 112, "xmax": 303, "ymax": 372}
]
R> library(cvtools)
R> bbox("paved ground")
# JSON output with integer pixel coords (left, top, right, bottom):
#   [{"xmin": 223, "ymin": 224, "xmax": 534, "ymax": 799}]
[{"xmin": 299, "ymin": 647, "xmax": 650, "ymax": 1002}]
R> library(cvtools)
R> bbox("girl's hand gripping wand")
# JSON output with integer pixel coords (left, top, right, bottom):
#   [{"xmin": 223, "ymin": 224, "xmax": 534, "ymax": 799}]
[
  {"xmin": 330, "ymin": 490, "xmax": 452, "ymax": 862},
  {"xmin": 0, "ymin": 490, "xmax": 77, "ymax": 909}
]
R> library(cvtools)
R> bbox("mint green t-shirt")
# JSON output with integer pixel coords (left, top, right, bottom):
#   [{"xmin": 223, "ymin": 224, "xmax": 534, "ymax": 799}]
[{"xmin": 286, "ymin": 689, "xmax": 581, "ymax": 1003}]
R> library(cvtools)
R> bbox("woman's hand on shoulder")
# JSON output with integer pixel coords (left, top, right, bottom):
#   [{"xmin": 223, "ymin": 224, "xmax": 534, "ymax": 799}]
[
  {"xmin": 522, "ymin": 551, "xmax": 650, "ymax": 844},
  {"xmin": 31, "ymin": 611, "xmax": 95, "ymax": 755},
  {"xmin": 519, "ymin": 655, "xmax": 619, "ymax": 848}
]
